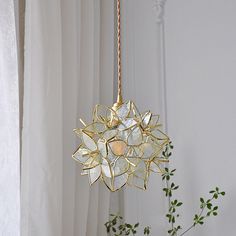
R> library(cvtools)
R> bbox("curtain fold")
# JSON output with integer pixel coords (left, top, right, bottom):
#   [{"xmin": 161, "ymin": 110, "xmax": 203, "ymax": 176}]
[
  {"xmin": 21, "ymin": 0, "xmax": 115, "ymax": 235},
  {"xmin": 21, "ymin": 0, "xmax": 63, "ymax": 235}
]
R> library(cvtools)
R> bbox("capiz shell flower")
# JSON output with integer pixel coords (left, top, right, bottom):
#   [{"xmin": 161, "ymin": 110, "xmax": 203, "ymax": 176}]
[{"xmin": 73, "ymin": 101, "xmax": 170, "ymax": 192}]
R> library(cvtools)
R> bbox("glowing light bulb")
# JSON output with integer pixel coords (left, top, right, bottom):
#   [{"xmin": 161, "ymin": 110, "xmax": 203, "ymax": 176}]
[{"xmin": 109, "ymin": 140, "xmax": 127, "ymax": 156}]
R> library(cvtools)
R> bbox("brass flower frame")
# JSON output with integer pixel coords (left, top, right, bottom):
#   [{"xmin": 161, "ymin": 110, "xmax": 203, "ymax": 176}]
[{"xmin": 73, "ymin": 101, "xmax": 170, "ymax": 192}]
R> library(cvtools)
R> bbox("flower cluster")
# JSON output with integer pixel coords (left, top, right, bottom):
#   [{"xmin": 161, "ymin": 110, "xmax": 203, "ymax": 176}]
[{"xmin": 73, "ymin": 101, "xmax": 170, "ymax": 191}]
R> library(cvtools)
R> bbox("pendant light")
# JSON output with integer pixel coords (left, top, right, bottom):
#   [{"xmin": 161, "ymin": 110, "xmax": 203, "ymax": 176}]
[{"xmin": 72, "ymin": 0, "xmax": 170, "ymax": 192}]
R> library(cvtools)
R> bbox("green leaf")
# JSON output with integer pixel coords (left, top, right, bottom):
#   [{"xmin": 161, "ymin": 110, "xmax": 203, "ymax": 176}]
[
  {"xmin": 177, "ymin": 202, "xmax": 183, "ymax": 207},
  {"xmin": 207, "ymin": 203, "xmax": 212, "ymax": 210},
  {"xmin": 126, "ymin": 224, "xmax": 132, "ymax": 229},
  {"xmin": 134, "ymin": 223, "xmax": 139, "ymax": 228}
]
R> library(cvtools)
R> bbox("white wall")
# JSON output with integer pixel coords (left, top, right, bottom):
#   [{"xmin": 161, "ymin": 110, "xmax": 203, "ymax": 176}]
[
  {"xmin": 121, "ymin": 0, "xmax": 236, "ymax": 236},
  {"xmin": 165, "ymin": 0, "xmax": 236, "ymax": 235}
]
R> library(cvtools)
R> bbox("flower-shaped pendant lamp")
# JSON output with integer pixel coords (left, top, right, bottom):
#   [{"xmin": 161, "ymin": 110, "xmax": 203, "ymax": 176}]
[{"xmin": 72, "ymin": 0, "xmax": 170, "ymax": 191}]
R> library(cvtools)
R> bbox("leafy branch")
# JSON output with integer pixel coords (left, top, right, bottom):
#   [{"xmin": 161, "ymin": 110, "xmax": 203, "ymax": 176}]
[
  {"xmin": 162, "ymin": 143, "xmax": 226, "ymax": 236},
  {"xmin": 179, "ymin": 187, "xmax": 225, "ymax": 236},
  {"xmin": 105, "ymin": 214, "xmax": 150, "ymax": 236}
]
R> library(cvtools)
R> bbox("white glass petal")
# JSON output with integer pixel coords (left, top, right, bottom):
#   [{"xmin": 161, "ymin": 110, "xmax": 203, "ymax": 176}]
[
  {"xmin": 94, "ymin": 104, "xmax": 116, "ymax": 124},
  {"xmin": 84, "ymin": 122, "xmax": 106, "ymax": 134},
  {"xmin": 82, "ymin": 131, "xmax": 97, "ymax": 151},
  {"xmin": 149, "ymin": 161, "xmax": 161, "ymax": 173},
  {"xmin": 142, "ymin": 111, "xmax": 152, "ymax": 128},
  {"xmin": 113, "ymin": 173, "xmax": 128, "ymax": 191},
  {"xmin": 128, "ymin": 175, "xmax": 146, "ymax": 190},
  {"xmin": 132, "ymin": 160, "xmax": 147, "ymax": 179},
  {"xmin": 116, "ymin": 101, "xmax": 131, "ymax": 119},
  {"xmin": 122, "ymin": 118, "xmax": 137, "ymax": 130},
  {"xmin": 131, "ymin": 102, "xmax": 142, "ymax": 120},
  {"xmin": 89, "ymin": 165, "xmax": 101, "ymax": 184},
  {"xmin": 113, "ymin": 157, "xmax": 129, "ymax": 176},
  {"xmin": 97, "ymin": 138, "xmax": 107, "ymax": 157},
  {"xmin": 102, "ymin": 174, "xmax": 113, "ymax": 191},
  {"xmin": 72, "ymin": 146, "xmax": 90, "ymax": 163},
  {"xmin": 149, "ymin": 115, "xmax": 160, "ymax": 128},
  {"xmin": 101, "ymin": 159, "xmax": 113, "ymax": 178},
  {"xmin": 103, "ymin": 129, "xmax": 117, "ymax": 140},
  {"xmin": 107, "ymin": 149, "xmax": 118, "ymax": 163},
  {"xmin": 83, "ymin": 155, "xmax": 100, "ymax": 169},
  {"xmin": 117, "ymin": 129, "xmax": 130, "ymax": 142},
  {"xmin": 127, "ymin": 127, "xmax": 143, "ymax": 146},
  {"xmin": 140, "ymin": 143, "xmax": 156, "ymax": 159},
  {"xmin": 151, "ymin": 129, "xmax": 169, "ymax": 142}
]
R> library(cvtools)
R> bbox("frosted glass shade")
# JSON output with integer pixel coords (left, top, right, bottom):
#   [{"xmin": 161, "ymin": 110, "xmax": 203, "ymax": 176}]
[{"xmin": 73, "ymin": 101, "xmax": 170, "ymax": 191}]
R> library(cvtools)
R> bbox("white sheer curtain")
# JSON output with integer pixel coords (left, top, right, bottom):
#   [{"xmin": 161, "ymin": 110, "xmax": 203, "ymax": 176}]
[
  {"xmin": 21, "ymin": 0, "xmax": 168, "ymax": 235},
  {"xmin": 21, "ymin": 0, "xmax": 115, "ymax": 235},
  {"xmin": 0, "ymin": 0, "xmax": 20, "ymax": 235}
]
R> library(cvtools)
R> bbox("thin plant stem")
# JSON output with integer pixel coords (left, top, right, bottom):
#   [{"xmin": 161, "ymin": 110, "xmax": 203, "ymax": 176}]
[
  {"xmin": 179, "ymin": 225, "xmax": 194, "ymax": 236},
  {"xmin": 166, "ymin": 176, "xmax": 174, "ymax": 230},
  {"xmin": 179, "ymin": 196, "xmax": 214, "ymax": 236}
]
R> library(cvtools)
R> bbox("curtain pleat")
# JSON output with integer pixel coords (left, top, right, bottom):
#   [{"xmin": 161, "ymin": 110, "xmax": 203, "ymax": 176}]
[
  {"xmin": 21, "ymin": 0, "xmax": 115, "ymax": 235},
  {"xmin": 21, "ymin": 0, "xmax": 63, "ymax": 235}
]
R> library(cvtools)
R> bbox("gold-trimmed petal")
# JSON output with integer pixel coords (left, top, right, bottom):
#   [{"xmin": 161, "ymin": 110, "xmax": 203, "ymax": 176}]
[
  {"xmin": 89, "ymin": 165, "xmax": 101, "ymax": 185},
  {"xmin": 149, "ymin": 161, "xmax": 163, "ymax": 173},
  {"xmin": 97, "ymin": 138, "xmax": 108, "ymax": 157},
  {"xmin": 103, "ymin": 129, "xmax": 117, "ymax": 141},
  {"xmin": 72, "ymin": 144, "xmax": 90, "ymax": 164},
  {"xmin": 113, "ymin": 173, "xmax": 129, "ymax": 191},
  {"xmin": 127, "ymin": 126, "xmax": 143, "ymax": 146},
  {"xmin": 84, "ymin": 122, "xmax": 107, "ymax": 134},
  {"xmin": 113, "ymin": 157, "xmax": 130, "ymax": 176},
  {"xmin": 140, "ymin": 143, "xmax": 156, "ymax": 160},
  {"xmin": 149, "ymin": 115, "xmax": 160, "ymax": 129},
  {"xmin": 82, "ymin": 131, "xmax": 97, "ymax": 151},
  {"xmin": 115, "ymin": 101, "xmax": 131, "ymax": 119},
  {"xmin": 101, "ymin": 158, "xmax": 113, "ymax": 178},
  {"xmin": 122, "ymin": 118, "xmax": 137, "ymax": 130},
  {"xmin": 141, "ymin": 111, "xmax": 152, "ymax": 128}
]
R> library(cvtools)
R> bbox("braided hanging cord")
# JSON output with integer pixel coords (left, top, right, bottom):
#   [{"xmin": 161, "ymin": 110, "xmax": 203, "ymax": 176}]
[{"xmin": 116, "ymin": 0, "xmax": 123, "ymax": 105}]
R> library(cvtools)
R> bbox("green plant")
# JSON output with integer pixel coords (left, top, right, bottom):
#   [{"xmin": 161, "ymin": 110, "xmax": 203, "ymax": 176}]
[
  {"xmin": 105, "ymin": 214, "xmax": 150, "ymax": 236},
  {"xmin": 163, "ymin": 143, "xmax": 225, "ymax": 236},
  {"xmin": 105, "ymin": 143, "xmax": 226, "ymax": 236}
]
